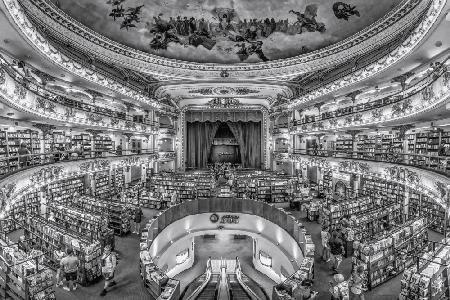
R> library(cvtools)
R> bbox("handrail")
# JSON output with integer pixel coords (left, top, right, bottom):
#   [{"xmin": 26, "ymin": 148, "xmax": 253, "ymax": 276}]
[
  {"xmin": 0, "ymin": 149, "xmax": 158, "ymax": 180},
  {"xmin": 235, "ymin": 257, "xmax": 261, "ymax": 300},
  {"xmin": 217, "ymin": 265, "xmax": 230, "ymax": 300},
  {"xmin": 185, "ymin": 259, "xmax": 212, "ymax": 300},
  {"xmin": 292, "ymin": 149, "xmax": 450, "ymax": 176},
  {"xmin": 292, "ymin": 54, "xmax": 449, "ymax": 127},
  {"xmin": 0, "ymin": 52, "xmax": 158, "ymax": 127}
]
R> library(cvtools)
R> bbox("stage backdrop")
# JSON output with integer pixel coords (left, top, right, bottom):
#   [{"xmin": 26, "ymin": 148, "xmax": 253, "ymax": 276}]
[{"xmin": 186, "ymin": 121, "xmax": 261, "ymax": 169}]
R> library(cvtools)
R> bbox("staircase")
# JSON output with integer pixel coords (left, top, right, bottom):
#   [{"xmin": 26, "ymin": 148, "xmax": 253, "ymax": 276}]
[
  {"xmin": 228, "ymin": 274, "xmax": 251, "ymax": 300},
  {"xmin": 197, "ymin": 274, "xmax": 219, "ymax": 300}
]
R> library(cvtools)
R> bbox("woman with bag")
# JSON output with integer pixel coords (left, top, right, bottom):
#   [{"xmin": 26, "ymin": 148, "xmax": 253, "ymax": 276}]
[
  {"xmin": 100, "ymin": 245, "xmax": 117, "ymax": 296},
  {"xmin": 349, "ymin": 266, "xmax": 366, "ymax": 300}
]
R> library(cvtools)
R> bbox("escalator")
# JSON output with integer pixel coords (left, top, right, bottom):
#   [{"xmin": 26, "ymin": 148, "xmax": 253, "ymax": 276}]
[
  {"xmin": 228, "ymin": 273, "xmax": 251, "ymax": 300},
  {"xmin": 197, "ymin": 274, "xmax": 220, "ymax": 300}
]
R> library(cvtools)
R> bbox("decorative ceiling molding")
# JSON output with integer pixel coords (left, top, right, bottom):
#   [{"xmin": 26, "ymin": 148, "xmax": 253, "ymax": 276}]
[
  {"xmin": 13, "ymin": 0, "xmax": 431, "ymax": 80},
  {"xmin": 208, "ymin": 98, "xmax": 241, "ymax": 109},
  {"xmin": 2, "ymin": 0, "xmax": 174, "ymax": 113},
  {"xmin": 288, "ymin": 0, "xmax": 446, "ymax": 109},
  {"xmin": 153, "ymin": 83, "xmax": 293, "ymax": 104}
]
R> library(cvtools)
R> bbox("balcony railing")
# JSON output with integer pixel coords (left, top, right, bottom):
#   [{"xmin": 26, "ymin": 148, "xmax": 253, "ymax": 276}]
[
  {"xmin": 0, "ymin": 52, "xmax": 158, "ymax": 128},
  {"xmin": 292, "ymin": 149, "xmax": 450, "ymax": 176},
  {"xmin": 0, "ymin": 149, "xmax": 157, "ymax": 180},
  {"xmin": 290, "ymin": 53, "xmax": 450, "ymax": 132}
]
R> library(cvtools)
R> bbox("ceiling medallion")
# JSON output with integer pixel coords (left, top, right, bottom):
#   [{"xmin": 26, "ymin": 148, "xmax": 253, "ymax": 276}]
[{"xmin": 208, "ymin": 98, "xmax": 241, "ymax": 109}]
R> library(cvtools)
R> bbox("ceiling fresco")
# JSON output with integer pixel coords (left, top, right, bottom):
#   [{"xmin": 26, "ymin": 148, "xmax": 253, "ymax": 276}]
[{"xmin": 53, "ymin": 0, "xmax": 402, "ymax": 64}]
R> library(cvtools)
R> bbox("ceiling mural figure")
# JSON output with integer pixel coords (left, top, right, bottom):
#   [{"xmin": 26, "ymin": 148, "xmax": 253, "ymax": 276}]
[
  {"xmin": 332, "ymin": 2, "xmax": 360, "ymax": 21},
  {"xmin": 53, "ymin": 0, "xmax": 402, "ymax": 64}
]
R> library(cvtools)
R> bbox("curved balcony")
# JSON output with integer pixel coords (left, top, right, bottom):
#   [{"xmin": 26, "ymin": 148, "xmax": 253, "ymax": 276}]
[
  {"xmin": 0, "ymin": 57, "xmax": 159, "ymax": 134},
  {"xmin": 290, "ymin": 149, "xmax": 450, "ymax": 208},
  {"xmin": 0, "ymin": 149, "xmax": 157, "ymax": 180},
  {"xmin": 0, "ymin": 149, "xmax": 158, "ymax": 218},
  {"xmin": 291, "ymin": 58, "xmax": 450, "ymax": 134}
]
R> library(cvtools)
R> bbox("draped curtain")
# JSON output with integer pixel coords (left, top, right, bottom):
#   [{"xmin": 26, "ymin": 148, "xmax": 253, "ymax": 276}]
[
  {"xmin": 186, "ymin": 122, "xmax": 220, "ymax": 169},
  {"xmin": 186, "ymin": 121, "xmax": 261, "ymax": 169},
  {"xmin": 227, "ymin": 121, "xmax": 261, "ymax": 169}
]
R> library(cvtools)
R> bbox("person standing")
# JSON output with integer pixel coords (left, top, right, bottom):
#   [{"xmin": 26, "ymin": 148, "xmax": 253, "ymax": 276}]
[
  {"xmin": 60, "ymin": 247, "xmax": 79, "ymax": 291},
  {"xmin": 329, "ymin": 231, "xmax": 345, "ymax": 274},
  {"xmin": 18, "ymin": 143, "xmax": 30, "ymax": 168},
  {"xmin": 133, "ymin": 206, "xmax": 143, "ymax": 234},
  {"xmin": 100, "ymin": 245, "xmax": 117, "ymax": 296},
  {"xmin": 321, "ymin": 225, "xmax": 331, "ymax": 261},
  {"xmin": 54, "ymin": 246, "xmax": 65, "ymax": 287}
]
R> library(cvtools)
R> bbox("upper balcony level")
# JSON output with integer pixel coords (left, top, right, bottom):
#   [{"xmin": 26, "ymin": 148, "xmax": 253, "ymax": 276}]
[
  {"xmin": 290, "ymin": 53, "xmax": 450, "ymax": 134},
  {"xmin": 0, "ymin": 53, "xmax": 161, "ymax": 134}
]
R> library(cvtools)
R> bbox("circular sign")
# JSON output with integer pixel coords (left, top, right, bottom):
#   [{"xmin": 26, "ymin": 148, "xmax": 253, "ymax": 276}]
[{"xmin": 210, "ymin": 213, "xmax": 219, "ymax": 223}]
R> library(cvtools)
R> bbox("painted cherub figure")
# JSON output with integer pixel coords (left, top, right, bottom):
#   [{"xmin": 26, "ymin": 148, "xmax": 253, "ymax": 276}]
[{"xmin": 289, "ymin": 4, "xmax": 326, "ymax": 34}]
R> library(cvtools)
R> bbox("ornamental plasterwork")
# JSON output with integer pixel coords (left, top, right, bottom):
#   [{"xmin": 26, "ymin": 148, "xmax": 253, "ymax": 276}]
[
  {"xmin": 288, "ymin": 0, "xmax": 445, "ymax": 109},
  {"xmin": 79, "ymin": 160, "xmax": 111, "ymax": 172},
  {"xmin": 30, "ymin": 166, "xmax": 64, "ymax": 183},
  {"xmin": 2, "ymin": 0, "xmax": 168, "ymax": 111},
  {"xmin": 208, "ymin": 98, "xmax": 241, "ymax": 109},
  {"xmin": 291, "ymin": 64, "xmax": 450, "ymax": 134},
  {"xmin": 13, "ymin": 0, "xmax": 431, "ymax": 80},
  {"xmin": 0, "ymin": 64, "xmax": 157, "ymax": 135}
]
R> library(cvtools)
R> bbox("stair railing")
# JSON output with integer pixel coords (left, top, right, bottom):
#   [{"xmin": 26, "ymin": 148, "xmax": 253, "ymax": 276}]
[
  {"xmin": 235, "ymin": 257, "xmax": 262, "ymax": 300},
  {"xmin": 185, "ymin": 258, "xmax": 212, "ymax": 300}
]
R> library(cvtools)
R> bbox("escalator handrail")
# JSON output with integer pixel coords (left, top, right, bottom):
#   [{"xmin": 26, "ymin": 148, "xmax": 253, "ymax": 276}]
[
  {"xmin": 186, "ymin": 259, "xmax": 212, "ymax": 300},
  {"xmin": 217, "ymin": 266, "xmax": 231, "ymax": 300},
  {"xmin": 235, "ymin": 257, "xmax": 262, "ymax": 300}
]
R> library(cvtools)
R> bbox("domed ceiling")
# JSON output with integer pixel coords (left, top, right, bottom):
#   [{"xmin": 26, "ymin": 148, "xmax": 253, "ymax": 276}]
[{"xmin": 52, "ymin": 0, "xmax": 402, "ymax": 64}]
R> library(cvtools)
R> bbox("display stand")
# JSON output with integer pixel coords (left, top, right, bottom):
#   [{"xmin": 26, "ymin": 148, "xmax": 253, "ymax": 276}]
[
  {"xmin": 22, "ymin": 216, "xmax": 103, "ymax": 286},
  {"xmin": 0, "ymin": 230, "xmax": 55, "ymax": 300},
  {"xmin": 400, "ymin": 242, "xmax": 450, "ymax": 300},
  {"xmin": 353, "ymin": 218, "xmax": 429, "ymax": 290}
]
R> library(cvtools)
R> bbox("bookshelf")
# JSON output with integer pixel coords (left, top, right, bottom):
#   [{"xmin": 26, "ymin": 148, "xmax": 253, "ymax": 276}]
[
  {"xmin": 47, "ymin": 176, "xmax": 86, "ymax": 205},
  {"xmin": 353, "ymin": 218, "xmax": 429, "ymax": 290},
  {"xmin": 23, "ymin": 215, "xmax": 103, "ymax": 285},
  {"xmin": 399, "ymin": 244, "xmax": 450, "ymax": 300},
  {"xmin": 0, "ymin": 236, "xmax": 55, "ymax": 300},
  {"xmin": 94, "ymin": 171, "xmax": 110, "ymax": 199}
]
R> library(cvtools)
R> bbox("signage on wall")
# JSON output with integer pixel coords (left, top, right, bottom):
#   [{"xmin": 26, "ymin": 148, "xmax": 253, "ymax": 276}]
[
  {"xmin": 210, "ymin": 213, "xmax": 239, "ymax": 224},
  {"xmin": 333, "ymin": 173, "xmax": 350, "ymax": 182}
]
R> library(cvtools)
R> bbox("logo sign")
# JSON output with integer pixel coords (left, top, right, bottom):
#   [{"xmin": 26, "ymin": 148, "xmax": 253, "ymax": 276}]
[
  {"xmin": 220, "ymin": 215, "xmax": 239, "ymax": 224},
  {"xmin": 210, "ymin": 213, "xmax": 220, "ymax": 223},
  {"xmin": 210, "ymin": 214, "xmax": 239, "ymax": 224}
]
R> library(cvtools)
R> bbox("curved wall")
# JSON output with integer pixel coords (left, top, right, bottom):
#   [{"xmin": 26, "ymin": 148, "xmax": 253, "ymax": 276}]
[
  {"xmin": 152, "ymin": 213, "xmax": 302, "ymax": 284},
  {"xmin": 144, "ymin": 198, "xmax": 312, "ymax": 286}
]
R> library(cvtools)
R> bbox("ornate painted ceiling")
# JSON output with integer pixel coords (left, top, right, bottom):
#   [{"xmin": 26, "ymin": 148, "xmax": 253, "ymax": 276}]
[{"xmin": 52, "ymin": 0, "xmax": 402, "ymax": 64}]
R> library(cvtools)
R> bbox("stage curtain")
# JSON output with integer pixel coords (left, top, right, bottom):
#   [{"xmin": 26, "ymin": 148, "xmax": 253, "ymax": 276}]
[
  {"xmin": 227, "ymin": 121, "xmax": 261, "ymax": 168},
  {"xmin": 186, "ymin": 121, "xmax": 220, "ymax": 168}
]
